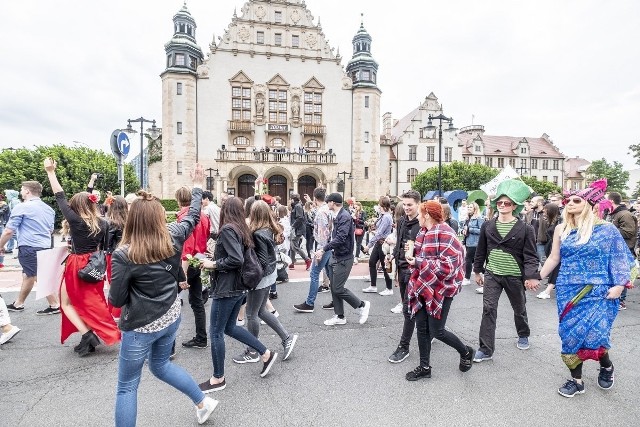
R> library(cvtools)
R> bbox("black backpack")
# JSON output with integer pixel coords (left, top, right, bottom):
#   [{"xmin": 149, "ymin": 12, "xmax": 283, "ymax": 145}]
[{"xmin": 239, "ymin": 243, "xmax": 263, "ymax": 290}]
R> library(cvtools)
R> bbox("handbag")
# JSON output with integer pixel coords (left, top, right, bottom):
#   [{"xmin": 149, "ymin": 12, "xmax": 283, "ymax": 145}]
[
  {"xmin": 77, "ymin": 229, "xmax": 107, "ymax": 283},
  {"xmin": 355, "ymin": 228, "xmax": 364, "ymax": 236}
]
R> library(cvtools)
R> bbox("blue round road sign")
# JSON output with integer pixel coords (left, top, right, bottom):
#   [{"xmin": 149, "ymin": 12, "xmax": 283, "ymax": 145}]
[{"xmin": 117, "ymin": 132, "xmax": 130, "ymax": 158}]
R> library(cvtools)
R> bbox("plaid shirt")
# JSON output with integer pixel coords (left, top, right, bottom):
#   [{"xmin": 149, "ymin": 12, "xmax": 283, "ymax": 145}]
[{"xmin": 407, "ymin": 223, "xmax": 465, "ymax": 319}]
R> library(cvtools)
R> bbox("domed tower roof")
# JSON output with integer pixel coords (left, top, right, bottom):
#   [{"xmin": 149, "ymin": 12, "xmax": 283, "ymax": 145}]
[
  {"xmin": 345, "ymin": 14, "xmax": 379, "ymax": 89},
  {"xmin": 163, "ymin": 2, "xmax": 203, "ymax": 75}
]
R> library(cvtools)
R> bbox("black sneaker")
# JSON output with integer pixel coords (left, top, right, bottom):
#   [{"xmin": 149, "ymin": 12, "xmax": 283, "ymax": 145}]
[
  {"xmin": 6, "ymin": 302, "xmax": 24, "ymax": 312},
  {"xmin": 318, "ymin": 286, "xmax": 330, "ymax": 293},
  {"xmin": 199, "ymin": 379, "xmax": 226, "ymax": 393},
  {"xmin": 260, "ymin": 351, "xmax": 278, "ymax": 378},
  {"xmin": 293, "ymin": 302, "xmax": 314, "ymax": 313},
  {"xmin": 182, "ymin": 338, "xmax": 208, "ymax": 349},
  {"xmin": 269, "ymin": 292, "xmax": 278, "ymax": 300},
  {"xmin": 558, "ymin": 379, "xmax": 585, "ymax": 397},
  {"xmin": 36, "ymin": 306, "xmax": 61, "ymax": 316},
  {"xmin": 597, "ymin": 365, "xmax": 614, "ymax": 390},
  {"xmin": 459, "ymin": 345, "xmax": 474, "ymax": 372},
  {"xmin": 405, "ymin": 365, "xmax": 431, "ymax": 381},
  {"xmin": 388, "ymin": 347, "xmax": 410, "ymax": 364},
  {"xmin": 322, "ymin": 301, "xmax": 334, "ymax": 310}
]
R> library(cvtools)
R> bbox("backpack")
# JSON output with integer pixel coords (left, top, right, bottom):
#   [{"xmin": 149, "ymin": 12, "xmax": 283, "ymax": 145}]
[{"xmin": 239, "ymin": 243, "xmax": 263, "ymax": 290}]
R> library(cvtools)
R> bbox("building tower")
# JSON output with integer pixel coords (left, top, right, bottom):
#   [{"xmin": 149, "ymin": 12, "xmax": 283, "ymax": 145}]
[
  {"xmin": 154, "ymin": 3, "xmax": 204, "ymax": 196},
  {"xmin": 345, "ymin": 15, "xmax": 382, "ymax": 200}
]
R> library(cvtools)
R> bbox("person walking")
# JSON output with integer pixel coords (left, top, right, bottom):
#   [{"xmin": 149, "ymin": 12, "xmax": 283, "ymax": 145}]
[
  {"xmin": 0, "ymin": 295, "xmax": 20, "ymax": 345},
  {"xmin": 606, "ymin": 191, "xmax": 637, "ymax": 310},
  {"xmin": 536, "ymin": 203, "xmax": 561, "ymax": 300},
  {"xmin": 109, "ymin": 164, "xmax": 218, "ymax": 426},
  {"xmin": 404, "ymin": 201, "xmax": 474, "ymax": 380},
  {"xmin": 539, "ymin": 179, "xmax": 634, "ymax": 398},
  {"xmin": 0, "ymin": 198, "xmax": 9, "ymax": 269},
  {"xmin": 105, "ymin": 195, "xmax": 128, "ymax": 320},
  {"xmin": 472, "ymin": 179, "xmax": 540, "ymax": 362},
  {"xmin": 362, "ymin": 196, "xmax": 394, "ymax": 295},
  {"xmin": 288, "ymin": 193, "xmax": 311, "ymax": 270},
  {"xmin": 43, "ymin": 158, "xmax": 120, "ymax": 355},
  {"xmin": 461, "ymin": 203, "xmax": 484, "ymax": 288},
  {"xmin": 198, "ymin": 197, "xmax": 278, "ymax": 393},
  {"xmin": 294, "ymin": 187, "xmax": 333, "ymax": 313},
  {"xmin": 2, "ymin": 189, "xmax": 20, "ymax": 254},
  {"xmin": 234, "ymin": 200, "xmax": 298, "ymax": 364},
  {"xmin": 318, "ymin": 193, "xmax": 371, "ymax": 326},
  {"xmin": 387, "ymin": 190, "xmax": 422, "ymax": 363},
  {"xmin": 353, "ymin": 202, "xmax": 367, "ymax": 260},
  {"xmin": 0, "ymin": 182, "xmax": 60, "ymax": 314}
]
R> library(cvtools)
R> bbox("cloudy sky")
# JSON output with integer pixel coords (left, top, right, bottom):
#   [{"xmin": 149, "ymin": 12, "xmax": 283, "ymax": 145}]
[{"xmin": 1, "ymin": 0, "xmax": 639, "ymax": 169}]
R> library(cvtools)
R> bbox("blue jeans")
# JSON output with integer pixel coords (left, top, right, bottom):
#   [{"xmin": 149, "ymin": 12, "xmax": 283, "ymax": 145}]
[
  {"xmin": 210, "ymin": 293, "xmax": 267, "ymax": 379},
  {"xmin": 536, "ymin": 243, "xmax": 546, "ymax": 265},
  {"xmin": 306, "ymin": 249, "xmax": 333, "ymax": 306},
  {"xmin": 115, "ymin": 316, "xmax": 204, "ymax": 427}
]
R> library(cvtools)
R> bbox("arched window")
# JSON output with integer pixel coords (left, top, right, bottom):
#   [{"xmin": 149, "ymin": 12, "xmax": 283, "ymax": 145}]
[
  {"xmin": 407, "ymin": 168, "xmax": 419, "ymax": 183},
  {"xmin": 234, "ymin": 136, "xmax": 249, "ymax": 146},
  {"xmin": 305, "ymin": 139, "xmax": 320, "ymax": 149},
  {"xmin": 271, "ymin": 138, "xmax": 285, "ymax": 148}
]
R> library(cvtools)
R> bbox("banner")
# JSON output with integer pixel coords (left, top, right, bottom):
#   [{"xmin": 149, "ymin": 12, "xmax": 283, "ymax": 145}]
[
  {"xmin": 480, "ymin": 165, "xmax": 521, "ymax": 196},
  {"xmin": 36, "ymin": 247, "xmax": 67, "ymax": 300}
]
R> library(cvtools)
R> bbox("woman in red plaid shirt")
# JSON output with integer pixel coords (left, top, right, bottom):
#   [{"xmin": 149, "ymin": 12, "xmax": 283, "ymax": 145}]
[{"xmin": 405, "ymin": 200, "xmax": 474, "ymax": 381}]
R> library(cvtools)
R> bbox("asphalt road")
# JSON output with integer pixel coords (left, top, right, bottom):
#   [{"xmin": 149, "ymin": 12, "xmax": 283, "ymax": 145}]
[{"xmin": 1, "ymin": 276, "xmax": 639, "ymax": 427}]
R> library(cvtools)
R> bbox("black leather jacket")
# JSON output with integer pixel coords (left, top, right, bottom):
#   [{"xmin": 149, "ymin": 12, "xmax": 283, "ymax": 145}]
[
  {"xmin": 254, "ymin": 228, "xmax": 277, "ymax": 276},
  {"xmin": 108, "ymin": 188, "xmax": 202, "ymax": 331}
]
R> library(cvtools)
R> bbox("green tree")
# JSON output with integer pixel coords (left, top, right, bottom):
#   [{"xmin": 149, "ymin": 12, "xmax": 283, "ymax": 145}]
[
  {"xmin": 411, "ymin": 161, "xmax": 499, "ymax": 195},
  {"xmin": 585, "ymin": 158, "xmax": 629, "ymax": 197},
  {"xmin": 519, "ymin": 176, "xmax": 561, "ymax": 197},
  {"xmin": 0, "ymin": 145, "xmax": 140, "ymax": 227}
]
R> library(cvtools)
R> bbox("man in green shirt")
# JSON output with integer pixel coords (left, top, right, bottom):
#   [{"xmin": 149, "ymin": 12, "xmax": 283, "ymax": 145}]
[{"xmin": 472, "ymin": 179, "xmax": 540, "ymax": 362}]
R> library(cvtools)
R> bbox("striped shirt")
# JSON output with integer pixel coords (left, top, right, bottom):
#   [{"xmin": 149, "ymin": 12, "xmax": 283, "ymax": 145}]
[{"xmin": 486, "ymin": 218, "xmax": 521, "ymax": 276}]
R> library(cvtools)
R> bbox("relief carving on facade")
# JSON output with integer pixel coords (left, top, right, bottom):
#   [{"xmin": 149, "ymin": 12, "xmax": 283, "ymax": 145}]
[
  {"xmin": 255, "ymin": 5, "xmax": 266, "ymax": 21},
  {"xmin": 305, "ymin": 33, "xmax": 317, "ymax": 48},
  {"xmin": 342, "ymin": 76, "xmax": 353, "ymax": 89},
  {"xmin": 238, "ymin": 26, "xmax": 250, "ymax": 41},
  {"xmin": 291, "ymin": 9, "xmax": 301, "ymax": 24},
  {"xmin": 197, "ymin": 64, "xmax": 210, "ymax": 78}
]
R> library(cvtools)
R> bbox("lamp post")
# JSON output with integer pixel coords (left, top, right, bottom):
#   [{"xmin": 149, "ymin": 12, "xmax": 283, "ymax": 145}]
[
  {"xmin": 336, "ymin": 170, "xmax": 352, "ymax": 201},
  {"xmin": 124, "ymin": 117, "xmax": 161, "ymax": 189},
  {"xmin": 205, "ymin": 168, "xmax": 220, "ymax": 191},
  {"xmin": 425, "ymin": 114, "xmax": 457, "ymax": 197}
]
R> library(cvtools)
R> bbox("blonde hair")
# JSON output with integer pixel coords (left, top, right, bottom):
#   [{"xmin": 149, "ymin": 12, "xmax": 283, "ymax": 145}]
[
  {"xmin": 560, "ymin": 199, "xmax": 595, "ymax": 245},
  {"xmin": 119, "ymin": 191, "xmax": 174, "ymax": 264},
  {"xmin": 469, "ymin": 202, "xmax": 481, "ymax": 218}
]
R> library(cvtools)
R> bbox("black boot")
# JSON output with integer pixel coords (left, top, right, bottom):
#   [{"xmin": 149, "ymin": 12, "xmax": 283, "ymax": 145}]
[{"xmin": 76, "ymin": 331, "xmax": 100, "ymax": 357}]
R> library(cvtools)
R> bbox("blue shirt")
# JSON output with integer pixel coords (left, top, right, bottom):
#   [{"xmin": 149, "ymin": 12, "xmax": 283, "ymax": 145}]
[{"xmin": 5, "ymin": 197, "xmax": 55, "ymax": 248}]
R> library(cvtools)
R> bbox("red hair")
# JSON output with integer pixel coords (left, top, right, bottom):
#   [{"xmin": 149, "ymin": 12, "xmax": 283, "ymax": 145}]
[{"xmin": 420, "ymin": 200, "xmax": 444, "ymax": 223}]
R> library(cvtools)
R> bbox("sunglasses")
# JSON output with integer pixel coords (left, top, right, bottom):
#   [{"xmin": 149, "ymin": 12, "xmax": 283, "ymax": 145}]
[
  {"xmin": 567, "ymin": 197, "xmax": 584, "ymax": 204},
  {"xmin": 496, "ymin": 200, "xmax": 514, "ymax": 207}
]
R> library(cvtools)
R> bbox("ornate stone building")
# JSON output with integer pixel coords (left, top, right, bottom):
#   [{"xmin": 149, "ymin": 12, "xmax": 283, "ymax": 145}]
[{"xmin": 150, "ymin": 1, "xmax": 383, "ymax": 201}]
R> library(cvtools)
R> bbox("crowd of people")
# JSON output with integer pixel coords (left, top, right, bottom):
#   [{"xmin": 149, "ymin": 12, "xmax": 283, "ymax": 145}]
[{"xmin": 0, "ymin": 159, "xmax": 636, "ymax": 425}]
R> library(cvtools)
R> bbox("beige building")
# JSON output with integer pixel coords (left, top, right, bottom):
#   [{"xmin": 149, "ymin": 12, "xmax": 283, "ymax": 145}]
[
  {"xmin": 563, "ymin": 156, "xmax": 591, "ymax": 191},
  {"xmin": 457, "ymin": 126, "xmax": 566, "ymax": 186},
  {"xmin": 150, "ymin": 1, "xmax": 383, "ymax": 201}
]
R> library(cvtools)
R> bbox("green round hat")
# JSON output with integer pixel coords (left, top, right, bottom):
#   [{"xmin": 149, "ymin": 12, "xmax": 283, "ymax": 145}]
[{"xmin": 490, "ymin": 179, "xmax": 531, "ymax": 216}]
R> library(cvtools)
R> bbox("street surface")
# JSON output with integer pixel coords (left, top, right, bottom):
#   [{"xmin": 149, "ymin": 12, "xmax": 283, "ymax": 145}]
[{"xmin": 1, "ymin": 255, "xmax": 639, "ymax": 426}]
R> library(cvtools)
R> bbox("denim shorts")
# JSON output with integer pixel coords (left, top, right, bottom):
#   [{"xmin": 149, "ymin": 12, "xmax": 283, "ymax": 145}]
[{"xmin": 17, "ymin": 246, "xmax": 48, "ymax": 278}]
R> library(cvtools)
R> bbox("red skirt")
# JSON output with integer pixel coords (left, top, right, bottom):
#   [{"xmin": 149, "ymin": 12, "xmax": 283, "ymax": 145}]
[
  {"xmin": 105, "ymin": 253, "xmax": 122, "ymax": 319},
  {"xmin": 60, "ymin": 253, "xmax": 121, "ymax": 345}
]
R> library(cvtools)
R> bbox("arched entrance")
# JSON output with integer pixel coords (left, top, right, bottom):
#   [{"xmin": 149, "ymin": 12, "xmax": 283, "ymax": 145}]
[
  {"xmin": 268, "ymin": 175, "xmax": 288, "ymax": 203},
  {"xmin": 238, "ymin": 174, "xmax": 257, "ymax": 200},
  {"xmin": 298, "ymin": 175, "xmax": 317, "ymax": 199}
]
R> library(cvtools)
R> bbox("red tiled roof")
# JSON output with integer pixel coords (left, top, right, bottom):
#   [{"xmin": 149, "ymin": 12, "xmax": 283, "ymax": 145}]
[
  {"xmin": 564, "ymin": 157, "xmax": 590, "ymax": 178},
  {"xmin": 458, "ymin": 133, "xmax": 564, "ymax": 158}
]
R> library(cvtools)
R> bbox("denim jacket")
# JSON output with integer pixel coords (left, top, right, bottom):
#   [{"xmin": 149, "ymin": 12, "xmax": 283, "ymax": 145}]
[{"xmin": 464, "ymin": 216, "xmax": 485, "ymax": 248}]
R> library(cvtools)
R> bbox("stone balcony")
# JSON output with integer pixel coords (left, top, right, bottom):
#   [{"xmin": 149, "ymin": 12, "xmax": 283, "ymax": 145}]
[{"xmin": 216, "ymin": 150, "xmax": 337, "ymax": 164}]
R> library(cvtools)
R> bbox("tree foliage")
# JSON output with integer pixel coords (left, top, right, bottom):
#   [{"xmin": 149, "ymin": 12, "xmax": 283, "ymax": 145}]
[
  {"xmin": 411, "ymin": 162, "xmax": 499, "ymax": 195},
  {"xmin": 519, "ymin": 176, "xmax": 562, "ymax": 197},
  {"xmin": 0, "ymin": 145, "xmax": 140, "ymax": 227},
  {"xmin": 585, "ymin": 158, "xmax": 629, "ymax": 196}
]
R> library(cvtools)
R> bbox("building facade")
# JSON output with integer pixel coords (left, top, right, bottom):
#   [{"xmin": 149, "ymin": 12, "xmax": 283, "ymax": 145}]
[
  {"xmin": 563, "ymin": 156, "xmax": 590, "ymax": 190},
  {"xmin": 150, "ymin": 1, "xmax": 382, "ymax": 201}
]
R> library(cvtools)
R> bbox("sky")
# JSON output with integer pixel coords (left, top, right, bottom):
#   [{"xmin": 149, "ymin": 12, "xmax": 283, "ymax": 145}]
[{"xmin": 1, "ymin": 0, "xmax": 639, "ymax": 169}]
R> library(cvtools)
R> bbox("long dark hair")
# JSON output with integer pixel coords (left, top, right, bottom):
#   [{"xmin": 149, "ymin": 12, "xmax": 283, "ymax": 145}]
[
  {"xmin": 221, "ymin": 197, "xmax": 254, "ymax": 247},
  {"xmin": 107, "ymin": 196, "xmax": 128, "ymax": 230},
  {"xmin": 544, "ymin": 202, "xmax": 560, "ymax": 225}
]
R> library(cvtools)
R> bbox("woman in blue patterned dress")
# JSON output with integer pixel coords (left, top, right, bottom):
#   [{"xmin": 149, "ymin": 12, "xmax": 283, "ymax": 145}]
[{"xmin": 539, "ymin": 179, "xmax": 633, "ymax": 398}]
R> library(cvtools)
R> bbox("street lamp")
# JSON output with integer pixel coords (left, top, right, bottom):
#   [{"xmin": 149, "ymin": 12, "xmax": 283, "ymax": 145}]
[
  {"xmin": 206, "ymin": 168, "xmax": 220, "ymax": 191},
  {"xmin": 336, "ymin": 170, "xmax": 352, "ymax": 201},
  {"xmin": 124, "ymin": 117, "xmax": 161, "ymax": 189},
  {"xmin": 425, "ymin": 114, "xmax": 457, "ymax": 197}
]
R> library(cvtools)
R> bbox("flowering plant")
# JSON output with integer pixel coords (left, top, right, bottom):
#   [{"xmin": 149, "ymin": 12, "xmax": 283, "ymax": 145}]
[
  {"xmin": 186, "ymin": 254, "xmax": 211, "ymax": 287},
  {"xmin": 88, "ymin": 193, "xmax": 99, "ymax": 204},
  {"xmin": 254, "ymin": 176, "xmax": 269, "ymax": 196}
]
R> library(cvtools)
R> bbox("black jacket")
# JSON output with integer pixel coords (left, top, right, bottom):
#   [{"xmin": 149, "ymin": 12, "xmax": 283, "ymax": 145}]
[
  {"xmin": 290, "ymin": 201, "xmax": 305, "ymax": 236},
  {"xmin": 323, "ymin": 207, "xmax": 354, "ymax": 262},
  {"xmin": 109, "ymin": 188, "xmax": 201, "ymax": 331},
  {"xmin": 393, "ymin": 214, "xmax": 421, "ymax": 270},
  {"xmin": 106, "ymin": 223, "xmax": 122, "ymax": 254},
  {"xmin": 254, "ymin": 228, "xmax": 277, "ymax": 276},
  {"xmin": 210, "ymin": 224, "xmax": 245, "ymax": 299},
  {"xmin": 473, "ymin": 217, "xmax": 541, "ymax": 280}
]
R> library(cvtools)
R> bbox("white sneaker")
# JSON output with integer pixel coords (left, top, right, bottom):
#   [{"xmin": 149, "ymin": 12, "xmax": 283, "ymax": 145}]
[
  {"xmin": 475, "ymin": 287, "xmax": 484, "ymax": 294},
  {"xmin": 362, "ymin": 286, "xmax": 377, "ymax": 293},
  {"xmin": 324, "ymin": 315, "xmax": 347, "ymax": 326},
  {"xmin": 196, "ymin": 396, "xmax": 219, "ymax": 425},
  {"xmin": 379, "ymin": 288, "xmax": 393, "ymax": 296},
  {"xmin": 236, "ymin": 318, "xmax": 245, "ymax": 326},
  {"xmin": 536, "ymin": 291, "xmax": 551, "ymax": 299},
  {"xmin": 0, "ymin": 326, "xmax": 20, "ymax": 345},
  {"xmin": 462, "ymin": 279, "xmax": 470, "ymax": 286},
  {"xmin": 390, "ymin": 303, "xmax": 403, "ymax": 314},
  {"xmin": 358, "ymin": 300, "xmax": 371, "ymax": 324},
  {"xmin": 353, "ymin": 258, "xmax": 359, "ymax": 265}
]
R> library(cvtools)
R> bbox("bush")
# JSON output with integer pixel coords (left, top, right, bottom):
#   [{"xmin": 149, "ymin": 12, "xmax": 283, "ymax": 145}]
[
  {"xmin": 160, "ymin": 199, "xmax": 179, "ymax": 211},
  {"xmin": 166, "ymin": 213, "xmax": 177, "ymax": 223}
]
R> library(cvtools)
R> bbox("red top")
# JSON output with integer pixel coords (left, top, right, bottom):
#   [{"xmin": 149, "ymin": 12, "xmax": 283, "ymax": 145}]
[{"xmin": 177, "ymin": 207, "xmax": 210, "ymax": 260}]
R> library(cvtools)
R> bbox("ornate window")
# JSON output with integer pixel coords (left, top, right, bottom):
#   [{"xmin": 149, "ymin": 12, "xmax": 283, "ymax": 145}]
[
  {"xmin": 274, "ymin": 11, "xmax": 282, "ymax": 23},
  {"xmin": 275, "ymin": 33, "xmax": 282, "ymax": 46},
  {"xmin": 270, "ymin": 138, "xmax": 286, "ymax": 148},
  {"xmin": 257, "ymin": 31, "xmax": 264, "ymax": 44},
  {"xmin": 303, "ymin": 91, "xmax": 322, "ymax": 125},
  {"xmin": 407, "ymin": 168, "xmax": 419, "ymax": 183},
  {"xmin": 305, "ymin": 139, "xmax": 320, "ymax": 149},
  {"xmin": 292, "ymin": 35, "xmax": 299, "ymax": 48},
  {"xmin": 232, "ymin": 86, "xmax": 252, "ymax": 121},
  {"xmin": 427, "ymin": 147, "xmax": 435, "ymax": 162},
  {"xmin": 175, "ymin": 54, "xmax": 185, "ymax": 66},
  {"xmin": 234, "ymin": 136, "xmax": 249, "ymax": 146},
  {"xmin": 408, "ymin": 146, "xmax": 417, "ymax": 161},
  {"xmin": 269, "ymin": 89, "xmax": 288, "ymax": 123}
]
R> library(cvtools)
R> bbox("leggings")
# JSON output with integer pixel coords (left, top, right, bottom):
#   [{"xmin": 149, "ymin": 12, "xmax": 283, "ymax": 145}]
[
  {"xmin": 368, "ymin": 243, "xmax": 392, "ymax": 289},
  {"xmin": 569, "ymin": 352, "xmax": 612, "ymax": 379}
]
